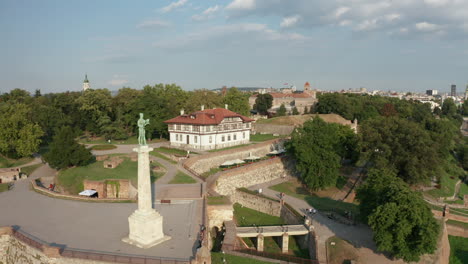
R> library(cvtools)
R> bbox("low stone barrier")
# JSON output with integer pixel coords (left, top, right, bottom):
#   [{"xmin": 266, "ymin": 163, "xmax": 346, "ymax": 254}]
[
  {"xmin": 31, "ymin": 180, "xmax": 136, "ymax": 203},
  {"xmin": 184, "ymin": 139, "xmax": 284, "ymax": 175},
  {"xmin": 447, "ymin": 224, "xmax": 468, "ymax": 238}
]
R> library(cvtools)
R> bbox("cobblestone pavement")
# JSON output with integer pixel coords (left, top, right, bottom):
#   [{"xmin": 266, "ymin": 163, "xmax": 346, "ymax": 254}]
[{"xmin": 0, "ymin": 162, "xmax": 203, "ymax": 259}]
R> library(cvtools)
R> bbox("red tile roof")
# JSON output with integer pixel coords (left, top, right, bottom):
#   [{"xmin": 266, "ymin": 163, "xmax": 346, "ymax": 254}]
[
  {"xmin": 250, "ymin": 92, "xmax": 313, "ymax": 99},
  {"xmin": 164, "ymin": 108, "xmax": 254, "ymax": 125}
]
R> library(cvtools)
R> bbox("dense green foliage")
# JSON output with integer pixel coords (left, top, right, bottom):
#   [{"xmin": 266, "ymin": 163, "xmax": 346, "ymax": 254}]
[
  {"xmin": 448, "ymin": 235, "xmax": 468, "ymax": 264},
  {"xmin": 356, "ymin": 169, "xmax": 439, "ymax": 262},
  {"xmin": 43, "ymin": 127, "xmax": 94, "ymax": 170},
  {"xmin": 292, "ymin": 106, "xmax": 299, "ymax": 115},
  {"xmin": 287, "ymin": 117, "xmax": 359, "ymax": 190},
  {"xmin": 253, "ymin": 93, "xmax": 273, "ymax": 115},
  {"xmin": 277, "ymin": 103, "xmax": 287, "ymax": 116},
  {"xmin": 0, "ymin": 86, "xmax": 251, "ymax": 159}
]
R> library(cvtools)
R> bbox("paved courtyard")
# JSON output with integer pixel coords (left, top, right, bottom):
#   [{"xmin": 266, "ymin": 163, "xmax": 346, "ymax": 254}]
[{"xmin": 0, "ymin": 164, "xmax": 203, "ymax": 259}]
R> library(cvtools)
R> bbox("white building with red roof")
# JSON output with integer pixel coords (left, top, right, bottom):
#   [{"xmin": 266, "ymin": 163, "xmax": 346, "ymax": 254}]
[{"xmin": 164, "ymin": 105, "xmax": 254, "ymax": 150}]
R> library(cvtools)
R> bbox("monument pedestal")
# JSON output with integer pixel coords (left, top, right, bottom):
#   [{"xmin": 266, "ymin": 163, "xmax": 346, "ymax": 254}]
[
  {"xmin": 122, "ymin": 144, "xmax": 170, "ymax": 248},
  {"xmin": 122, "ymin": 209, "xmax": 170, "ymax": 248}
]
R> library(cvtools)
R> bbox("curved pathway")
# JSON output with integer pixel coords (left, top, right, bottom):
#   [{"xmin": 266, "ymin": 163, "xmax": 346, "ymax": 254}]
[{"xmin": 248, "ymin": 179, "xmax": 404, "ymax": 264}]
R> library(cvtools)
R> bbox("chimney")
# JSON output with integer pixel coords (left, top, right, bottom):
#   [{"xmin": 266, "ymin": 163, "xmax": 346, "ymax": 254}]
[
  {"xmin": 225, "ymin": 104, "xmax": 228, "ymax": 110},
  {"xmin": 201, "ymin": 105, "xmax": 205, "ymax": 111},
  {"xmin": 180, "ymin": 109, "xmax": 185, "ymax": 115}
]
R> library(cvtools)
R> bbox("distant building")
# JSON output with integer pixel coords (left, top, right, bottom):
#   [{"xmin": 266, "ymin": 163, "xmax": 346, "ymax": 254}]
[
  {"xmin": 465, "ymin": 84, "xmax": 468, "ymax": 100},
  {"xmin": 451, "ymin": 84, "xmax": 456, "ymax": 97},
  {"xmin": 83, "ymin": 74, "xmax": 90, "ymax": 91},
  {"xmin": 0, "ymin": 167, "xmax": 21, "ymax": 183},
  {"xmin": 426, "ymin": 90, "xmax": 438, "ymax": 96},
  {"xmin": 164, "ymin": 106, "xmax": 254, "ymax": 150},
  {"xmin": 249, "ymin": 82, "xmax": 317, "ymax": 114}
]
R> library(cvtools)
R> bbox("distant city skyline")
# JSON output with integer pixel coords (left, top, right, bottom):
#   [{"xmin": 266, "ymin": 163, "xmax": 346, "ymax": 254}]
[{"xmin": 1, "ymin": 0, "xmax": 468, "ymax": 94}]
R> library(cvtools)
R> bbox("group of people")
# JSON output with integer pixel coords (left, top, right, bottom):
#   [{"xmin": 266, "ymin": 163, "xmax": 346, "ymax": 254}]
[{"xmin": 306, "ymin": 208, "xmax": 317, "ymax": 215}]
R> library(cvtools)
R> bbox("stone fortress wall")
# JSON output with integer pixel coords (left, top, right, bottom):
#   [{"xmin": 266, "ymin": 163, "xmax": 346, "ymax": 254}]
[
  {"xmin": 213, "ymin": 157, "xmax": 294, "ymax": 196},
  {"xmin": 184, "ymin": 139, "xmax": 284, "ymax": 175}
]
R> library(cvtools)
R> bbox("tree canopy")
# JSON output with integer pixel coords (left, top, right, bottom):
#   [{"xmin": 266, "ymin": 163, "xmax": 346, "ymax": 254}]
[
  {"xmin": 277, "ymin": 103, "xmax": 287, "ymax": 116},
  {"xmin": 43, "ymin": 126, "xmax": 94, "ymax": 170},
  {"xmin": 356, "ymin": 169, "xmax": 439, "ymax": 262},
  {"xmin": 222, "ymin": 87, "xmax": 250, "ymax": 116},
  {"xmin": 287, "ymin": 117, "xmax": 359, "ymax": 190},
  {"xmin": 254, "ymin": 94, "xmax": 273, "ymax": 115}
]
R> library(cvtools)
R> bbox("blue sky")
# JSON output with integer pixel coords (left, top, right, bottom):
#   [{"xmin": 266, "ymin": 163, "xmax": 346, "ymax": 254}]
[{"xmin": 1, "ymin": 0, "xmax": 468, "ymax": 94}]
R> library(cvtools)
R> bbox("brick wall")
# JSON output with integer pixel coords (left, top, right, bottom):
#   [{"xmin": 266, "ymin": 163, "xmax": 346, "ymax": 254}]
[
  {"xmin": 184, "ymin": 139, "xmax": 283, "ymax": 174},
  {"xmin": 83, "ymin": 179, "xmax": 131, "ymax": 199},
  {"xmin": 214, "ymin": 157, "xmax": 294, "ymax": 195},
  {"xmin": 231, "ymin": 189, "xmax": 281, "ymax": 216},
  {"xmin": 83, "ymin": 180, "xmax": 106, "ymax": 197},
  {"xmin": 253, "ymin": 124, "xmax": 295, "ymax": 135},
  {"xmin": 207, "ymin": 204, "xmax": 234, "ymax": 229}
]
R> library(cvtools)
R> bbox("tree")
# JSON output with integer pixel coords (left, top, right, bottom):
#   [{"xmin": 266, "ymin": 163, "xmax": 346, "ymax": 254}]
[
  {"xmin": 184, "ymin": 89, "xmax": 222, "ymax": 113},
  {"xmin": 75, "ymin": 89, "xmax": 113, "ymax": 134},
  {"xmin": 277, "ymin": 103, "xmax": 287, "ymax": 116},
  {"xmin": 0, "ymin": 103, "xmax": 43, "ymax": 158},
  {"xmin": 287, "ymin": 117, "xmax": 358, "ymax": 190},
  {"xmin": 43, "ymin": 126, "xmax": 94, "ymax": 169},
  {"xmin": 356, "ymin": 169, "xmax": 439, "ymax": 262},
  {"xmin": 360, "ymin": 117, "xmax": 441, "ymax": 184},
  {"xmin": 292, "ymin": 106, "xmax": 299, "ymax": 115},
  {"xmin": 254, "ymin": 94, "xmax": 273, "ymax": 115},
  {"xmin": 222, "ymin": 87, "xmax": 250, "ymax": 116},
  {"xmin": 303, "ymin": 106, "xmax": 309, "ymax": 114},
  {"xmin": 460, "ymin": 100, "xmax": 468, "ymax": 116}
]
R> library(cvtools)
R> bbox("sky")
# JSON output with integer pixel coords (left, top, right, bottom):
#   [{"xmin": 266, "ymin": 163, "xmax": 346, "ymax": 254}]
[{"xmin": 1, "ymin": 0, "xmax": 468, "ymax": 94}]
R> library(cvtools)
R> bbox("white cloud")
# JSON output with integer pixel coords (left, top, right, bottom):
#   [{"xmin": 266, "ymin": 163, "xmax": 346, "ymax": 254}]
[
  {"xmin": 136, "ymin": 20, "xmax": 170, "ymax": 29},
  {"xmin": 415, "ymin": 22, "xmax": 440, "ymax": 31},
  {"xmin": 161, "ymin": 0, "xmax": 188, "ymax": 13},
  {"xmin": 108, "ymin": 75, "xmax": 129, "ymax": 86},
  {"xmin": 192, "ymin": 5, "xmax": 220, "ymax": 21},
  {"xmin": 334, "ymin": 7, "xmax": 350, "ymax": 18},
  {"xmin": 226, "ymin": 0, "xmax": 256, "ymax": 11},
  {"xmin": 280, "ymin": 15, "xmax": 301, "ymax": 28},
  {"xmin": 224, "ymin": 0, "xmax": 468, "ymax": 38}
]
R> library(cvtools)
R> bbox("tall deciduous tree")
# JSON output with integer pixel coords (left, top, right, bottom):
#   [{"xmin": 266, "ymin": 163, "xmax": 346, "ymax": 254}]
[
  {"xmin": 222, "ymin": 87, "xmax": 250, "ymax": 116},
  {"xmin": 0, "ymin": 103, "xmax": 43, "ymax": 158},
  {"xmin": 43, "ymin": 126, "xmax": 94, "ymax": 169},
  {"xmin": 287, "ymin": 117, "xmax": 358, "ymax": 190},
  {"xmin": 360, "ymin": 117, "xmax": 440, "ymax": 184},
  {"xmin": 254, "ymin": 94, "xmax": 273, "ymax": 115},
  {"xmin": 356, "ymin": 169, "xmax": 439, "ymax": 262},
  {"xmin": 184, "ymin": 89, "xmax": 222, "ymax": 113}
]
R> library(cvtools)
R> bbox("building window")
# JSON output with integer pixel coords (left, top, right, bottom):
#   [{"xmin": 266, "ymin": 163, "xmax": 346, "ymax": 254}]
[
  {"xmin": 246, "ymin": 123, "xmax": 250, "ymax": 128},
  {"xmin": 195, "ymin": 136, "xmax": 198, "ymax": 143},
  {"xmin": 228, "ymin": 135, "xmax": 231, "ymax": 141},
  {"xmin": 209, "ymin": 136, "xmax": 212, "ymax": 143},
  {"xmin": 243, "ymin": 132, "xmax": 245, "ymax": 139},
  {"xmin": 193, "ymin": 126, "xmax": 200, "ymax": 132},
  {"xmin": 206, "ymin": 126, "xmax": 211, "ymax": 132},
  {"xmin": 234, "ymin": 134, "xmax": 237, "ymax": 140},
  {"xmin": 176, "ymin": 124, "xmax": 181, "ymax": 131},
  {"xmin": 222, "ymin": 136, "xmax": 225, "ymax": 142},
  {"xmin": 176, "ymin": 134, "xmax": 179, "ymax": 141},
  {"xmin": 224, "ymin": 125, "xmax": 229, "ymax": 131}
]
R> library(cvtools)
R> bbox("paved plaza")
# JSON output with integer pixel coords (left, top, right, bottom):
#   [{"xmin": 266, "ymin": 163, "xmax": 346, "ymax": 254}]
[{"xmin": 0, "ymin": 164, "xmax": 203, "ymax": 259}]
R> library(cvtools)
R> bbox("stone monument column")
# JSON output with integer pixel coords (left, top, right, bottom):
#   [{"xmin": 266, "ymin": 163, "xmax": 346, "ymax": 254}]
[{"xmin": 123, "ymin": 113, "xmax": 170, "ymax": 248}]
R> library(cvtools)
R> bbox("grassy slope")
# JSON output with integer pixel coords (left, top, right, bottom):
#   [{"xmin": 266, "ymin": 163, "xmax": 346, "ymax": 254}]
[
  {"xmin": 91, "ymin": 144, "xmax": 117, "ymax": 150},
  {"xmin": 169, "ymin": 171, "xmax": 196, "ymax": 184},
  {"xmin": 21, "ymin": 164, "xmax": 42, "ymax": 176},
  {"xmin": 448, "ymin": 235, "xmax": 468, "ymax": 264},
  {"xmin": 250, "ymin": 134, "xmax": 281, "ymax": 142},
  {"xmin": 58, "ymin": 156, "xmax": 162, "ymax": 194},
  {"xmin": 0, "ymin": 155, "xmax": 34, "ymax": 168},
  {"xmin": 270, "ymin": 181, "xmax": 360, "ymax": 218},
  {"xmin": 233, "ymin": 203, "xmax": 284, "ymax": 227},
  {"xmin": 211, "ymin": 252, "xmax": 274, "ymax": 264}
]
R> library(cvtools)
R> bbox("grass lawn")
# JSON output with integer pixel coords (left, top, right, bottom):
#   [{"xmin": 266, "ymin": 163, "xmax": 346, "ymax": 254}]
[
  {"xmin": 211, "ymin": 252, "xmax": 274, "ymax": 264},
  {"xmin": 169, "ymin": 171, "xmax": 196, "ymax": 184},
  {"xmin": 458, "ymin": 181, "xmax": 468, "ymax": 199},
  {"xmin": 150, "ymin": 151, "xmax": 177, "ymax": 164},
  {"xmin": 233, "ymin": 203, "xmax": 284, "ymax": 227},
  {"xmin": 250, "ymin": 134, "xmax": 281, "ymax": 142},
  {"xmin": 427, "ymin": 158, "xmax": 465, "ymax": 198},
  {"xmin": 21, "ymin": 164, "xmax": 42, "ymax": 176},
  {"xmin": 449, "ymin": 235, "xmax": 468, "ymax": 264},
  {"xmin": 57, "ymin": 156, "xmax": 162, "ymax": 194},
  {"xmin": 270, "ymin": 181, "xmax": 360, "ymax": 220},
  {"xmin": 90, "ymin": 144, "xmax": 117, "ymax": 151},
  {"xmin": 446, "ymin": 219, "xmax": 468, "ymax": 229},
  {"xmin": 0, "ymin": 183, "xmax": 9, "ymax": 193},
  {"xmin": 326, "ymin": 236, "xmax": 359, "ymax": 264},
  {"xmin": 78, "ymin": 136, "xmax": 166, "ymax": 145},
  {"xmin": 0, "ymin": 155, "xmax": 34, "ymax": 168},
  {"xmin": 207, "ymin": 196, "xmax": 231, "ymax": 205},
  {"xmin": 201, "ymin": 167, "xmax": 222, "ymax": 179},
  {"xmin": 208, "ymin": 144, "xmax": 252, "ymax": 152},
  {"xmin": 156, "ymin": 147, "xmax": 198, "ymax": 155}
]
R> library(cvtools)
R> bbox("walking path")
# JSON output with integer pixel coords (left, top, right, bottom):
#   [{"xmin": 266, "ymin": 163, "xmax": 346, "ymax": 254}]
[{"xmin": 248, "ymin": 179, "xmax": 404, "ymax": 264}]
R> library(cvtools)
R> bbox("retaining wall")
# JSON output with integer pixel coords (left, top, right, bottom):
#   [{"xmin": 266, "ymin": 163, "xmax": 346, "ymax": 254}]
[
  {"xmin": 253, "ymin": 124, "xmax": 295, "ymax": 136},
  {"xmin": 447, "ymin": 224, "xmax": 468, "ymax": 238},
  {"xmin": 214, "ymin": 157, "xmax": 294, "ymax": 196},
  {"xmin": 184, "ymin": 139, "xmax": 284, "ymax": 175},
  {"xmin": 231, "ymin": 189, "xmax": 281, "ymax": 216}
]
